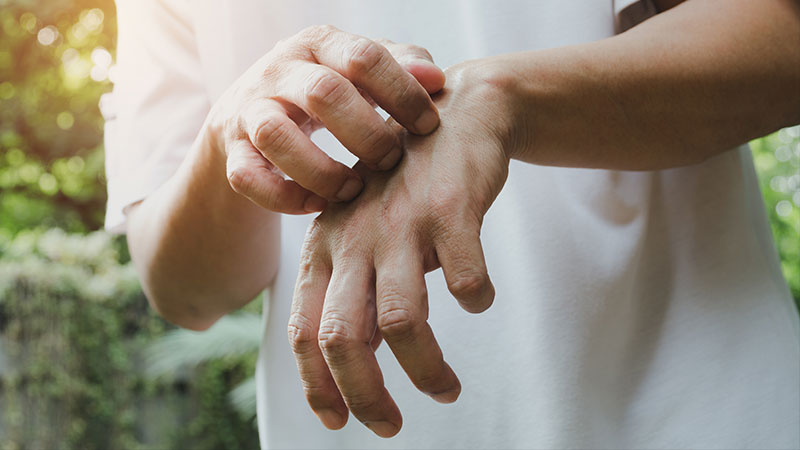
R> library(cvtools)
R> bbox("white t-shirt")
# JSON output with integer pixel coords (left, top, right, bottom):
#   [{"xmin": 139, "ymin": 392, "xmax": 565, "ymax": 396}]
[{"xmin": 104, "ymin": 1, "xmax": 800, "ymax": 448}]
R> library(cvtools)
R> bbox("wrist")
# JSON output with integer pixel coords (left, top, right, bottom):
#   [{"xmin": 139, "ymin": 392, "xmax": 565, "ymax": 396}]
[{"xmin": 442, "ymin": 57, "xmax": 529, "ymax": 162}]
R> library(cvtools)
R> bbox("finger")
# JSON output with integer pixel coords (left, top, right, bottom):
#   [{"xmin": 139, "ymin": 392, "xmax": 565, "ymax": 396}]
[
  {"xmin": 318, "ymin": 259, "xmax": 402, "ymax": 438},
  {"xmin": 226, "ymin": 139, "xmax": 327, "ymax": 213},
  {"xmin": 279, "ymin": 63, "xmax": 403, "ymax": 171},
  {"xmin": 289, "ymin": 249, "xmax": 348, "ymax": 430},
  {"xmin": 308, "ymin": 27, "xmax": 440, "ymax": 135},
  {"xmin": 377, "ymin": 39, "xmax": 446, "ymax": 94},
  {"xmin": 433, "ymin": 216, "xmax": 495, "ymax": 314},
  {"xmin": 375, "ymin": 246, "xmax": 461, "ymax": 403},
  {"xmin": 243, "ymin": 99, "xmax": 364, "ymax": 202}
]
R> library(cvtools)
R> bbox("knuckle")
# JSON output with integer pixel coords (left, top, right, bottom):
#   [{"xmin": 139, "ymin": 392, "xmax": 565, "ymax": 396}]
[
  {"xmin": 448, "ymin": 269, "xmax": 488, "ymax": 300},
  {"xmin": 305, "ymin": 71, "xmax": 348, "ymax": 107},
  {"xmin": 299, "ymin": 24, "xmax": 336, "ymax": 42},
  {"xmin": 347, "ymin": 38, "xmax": 386, "ymax": 77},
  {"xmin": 254, "ymin": 115, "xmax": 293, "ymax": 154},
  {"xmin": 287, "ymin": 312, "xmax": 317, "ymax": 354},
  {"xmin": 377, "ymin": 294, "xmax": 418, "ymax": 339},
  {"xmin": 317, "ymin": 316, "xmax": 355, "ymax": 355},
  {"xmin": 227, "ymin": 166, "xmax": 254, "ymax": 195},
  {"xmin": 410, "ymin": 45, "xmax": 433, "ymax": 61}
]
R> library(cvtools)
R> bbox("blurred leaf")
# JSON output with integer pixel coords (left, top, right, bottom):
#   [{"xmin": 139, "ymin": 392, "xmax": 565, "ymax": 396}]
[
  {"xmin": 229, "ymin": 376, "xmax": 257, "ymax": 420},
  {"xmin": 145, "ymin": 312, "xmax": 262, "ymax": 377}
]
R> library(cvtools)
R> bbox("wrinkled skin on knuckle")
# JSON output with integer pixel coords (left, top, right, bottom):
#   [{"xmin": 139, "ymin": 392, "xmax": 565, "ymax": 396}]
[
  {"xmin": 305, "ymin": 71, "xmax": 348, "ymax": 109},
  {"xmin": 447, "ymin": 269, "xmax": 488, "ymax": 301},
  {"xmin": 297, "ymin": 24, "xmax": 337, "ymax": 46},
  {"xmin": 255, "ymin": 115, "xmax": 293, "ymax": 152},
  {"xmin": 346, "ymin": 37, "xmax": 387, "ymax": 79},
  {"xmin": 317, "ymin": 314, "xmax": 357, "ymax": 358},
  {"xmin": 287, "ymin": 311, "xmax": 317, "ymax": 354},
  {"xmin": 376, "ymin": 295, "xmax": 418, "ymax": 340},
  {"xmin": 226, "ymin": 165, "xmax": 254, "ymax": 196}
]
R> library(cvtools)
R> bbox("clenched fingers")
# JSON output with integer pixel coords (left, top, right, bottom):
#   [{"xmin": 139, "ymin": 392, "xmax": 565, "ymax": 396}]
[
  {"xmin": 226, "ymin": 139, "xmax": 327, "ymax": 213},
  {"xmin": 242, "ymin": 98, "xmax": 364, "ymax": 202},
  {"xmin": 306, "ymin": 26, "xmax": 440, "ymax": 136}
]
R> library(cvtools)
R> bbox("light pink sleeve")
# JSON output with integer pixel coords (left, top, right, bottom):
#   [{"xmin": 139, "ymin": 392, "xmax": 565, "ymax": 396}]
[{"xmin": 103, "ymin": 0, "xmax": 210, "ymax": 233}]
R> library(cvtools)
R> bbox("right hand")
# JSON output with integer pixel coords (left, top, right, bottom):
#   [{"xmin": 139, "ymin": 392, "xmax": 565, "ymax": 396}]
[{"xmin": 206, "ymin": 25, "xmax": 445, "ymax": 214}]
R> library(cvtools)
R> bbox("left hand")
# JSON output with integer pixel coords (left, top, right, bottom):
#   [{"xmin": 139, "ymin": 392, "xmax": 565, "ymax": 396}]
[{"xmin": 288, "ymin": 59, "xmax": 519, "ymax": 437}]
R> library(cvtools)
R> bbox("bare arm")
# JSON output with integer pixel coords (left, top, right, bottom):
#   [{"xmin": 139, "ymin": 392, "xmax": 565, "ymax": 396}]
[
  {"xmin": 494, "ymin": 0, "xmax": 800, "ymax": 168},
  {"xmin": 126, "ymin": 128, "xmax": 278, "ymax": 331},
  {"xmin": 290, "ymin": 0, "xmax": 800, "ymax": 437}
]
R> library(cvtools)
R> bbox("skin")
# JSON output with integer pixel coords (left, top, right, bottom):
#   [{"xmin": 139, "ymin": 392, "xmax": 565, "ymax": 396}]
[
  {"xmin": 124, "ymin": 0, "xmax": 800, "ymax": 439},
  {"xmin": 126, "ymin": 27, "xmax": 446, "ymax": 330},
  {"xmin": 289, "ymin": 0, "xmax": 800, "ymax": 437}
]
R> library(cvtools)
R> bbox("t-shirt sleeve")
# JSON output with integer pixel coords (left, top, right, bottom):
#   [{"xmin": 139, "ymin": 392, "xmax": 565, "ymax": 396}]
[
  {"xmin": 102, "ymin": 0, "xmax": 210, "ymax": 233},
  {"xmin": 613, "ymin": 0, "xmax": 658, "ymax": 34}
]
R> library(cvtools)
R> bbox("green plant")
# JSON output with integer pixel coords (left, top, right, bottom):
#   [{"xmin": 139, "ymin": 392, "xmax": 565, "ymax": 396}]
[
  {"xmin": 0, "ymin": 229, "xmax": 260, "ymax": 450},
  {"xmin": 146, "ymin": 312, "xmax": 262, "ymax": 420},
  {"xmin": 751, "ymin": 127, "xmax": 800, "ymax": 306}
]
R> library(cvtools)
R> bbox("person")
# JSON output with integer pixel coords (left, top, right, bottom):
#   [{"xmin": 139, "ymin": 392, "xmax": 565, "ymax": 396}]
[{"xmin": 103, "ymin": 0, "xmax": 800, "ymax": 448}]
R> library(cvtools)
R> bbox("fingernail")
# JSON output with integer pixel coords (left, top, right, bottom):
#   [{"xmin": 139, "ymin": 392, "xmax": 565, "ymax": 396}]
[
  {"xmin": 377, "ymin": 145, "xmax": 402, "ymax": 171},
  {"xmin": 414, "ymin": 108, "xmax": 439, "ymax": 134},
  {"xmin": 303, "ymin": 195, "xmax": 327, "ymax": 213},
  {"xmin": 317, "ymin": 408, "xmax": 346, "ymax": 430},
  {"xmin": 365, "ymin": 420, "xmax": 400, "ymax": 438},
  {"xmin": 336, "ymin": 177, "xmax": 363, "ymax": 202}
]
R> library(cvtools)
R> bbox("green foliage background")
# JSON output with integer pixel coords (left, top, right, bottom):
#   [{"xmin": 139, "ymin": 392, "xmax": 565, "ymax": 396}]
[
  {"xmin": 0, "ymin": 1, "xmax": 260, "ymax": 448},
  {"xmin": 0, "ymin": 0, "xmax": 797, "ymax": 449}
]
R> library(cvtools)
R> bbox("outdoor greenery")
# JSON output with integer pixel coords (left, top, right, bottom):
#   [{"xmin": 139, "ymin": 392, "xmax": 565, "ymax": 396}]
[
  {"xmin": 0, "ymin": 1, "xmax": 260, "ymax": 448},
  {"xmin": 0, "ymin": 0, "xmax": 798, "ymax": 449}
]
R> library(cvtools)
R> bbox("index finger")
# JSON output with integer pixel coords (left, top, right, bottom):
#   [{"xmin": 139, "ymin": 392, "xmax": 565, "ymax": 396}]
[{"xmin": 307, "ymin": 26, "xmax": 440, "ymax": 135}]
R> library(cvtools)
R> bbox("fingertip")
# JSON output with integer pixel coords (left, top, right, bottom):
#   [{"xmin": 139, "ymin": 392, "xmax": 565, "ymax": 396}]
[
  {"xmin": 304, "ymin": 194, "xmax": 328, "ymax": 213},
  {"xmin": 335, "ymin": 177, "xmax": 364, "ymax": 202},
  {"xmin": 472, "ymin": 281, "xmax": 495, "ymax": 314},
  {"xmin": 404, "ymin": 59, "xmax": 446, "ymax": 94},
  {"xmin": 376, "ymin": 145, "xmax": 403, "ymax": 171},
  {"xmin": 365, "ymin": 420, "xmax": 402, "ymax": 438},
  {"xmin": 430, "ymin": 386, "xmax": 460, "ymax": 404},
  {"xmin": 413, "ymin": 108, "xmax": 440, "ymax": 135},
  {"xmin": 317, "ymin": 408, "xmax": 348, "ymax": 430},
  {"xmin": 429, "ymin": 363, "xmax": 461, "ymax": 403}
]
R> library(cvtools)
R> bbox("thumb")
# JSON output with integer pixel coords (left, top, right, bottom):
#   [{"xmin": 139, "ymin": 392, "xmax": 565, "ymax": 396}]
[{"xmin": 377, "ymin": 39, "xmax": 446, "ymax": 94}]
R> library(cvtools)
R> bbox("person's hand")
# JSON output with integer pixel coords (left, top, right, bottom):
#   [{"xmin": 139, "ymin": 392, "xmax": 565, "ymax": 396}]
[
  {"xmin": 206, "ymin": 25, "xmax": 445, "ymax": 214},
  {"xmin": 288, "ymin": 60, "xmax": 520, "ymax": 437}
]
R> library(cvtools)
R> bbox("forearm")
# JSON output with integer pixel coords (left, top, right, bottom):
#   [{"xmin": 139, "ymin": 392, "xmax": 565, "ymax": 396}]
[
  {"xmin": 493, "ymin": 0, "xmax": 800, "ymax": 169},
  {"xmin": 127, "ymin": 125, "xmax": 279, "ymax": 331}
]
